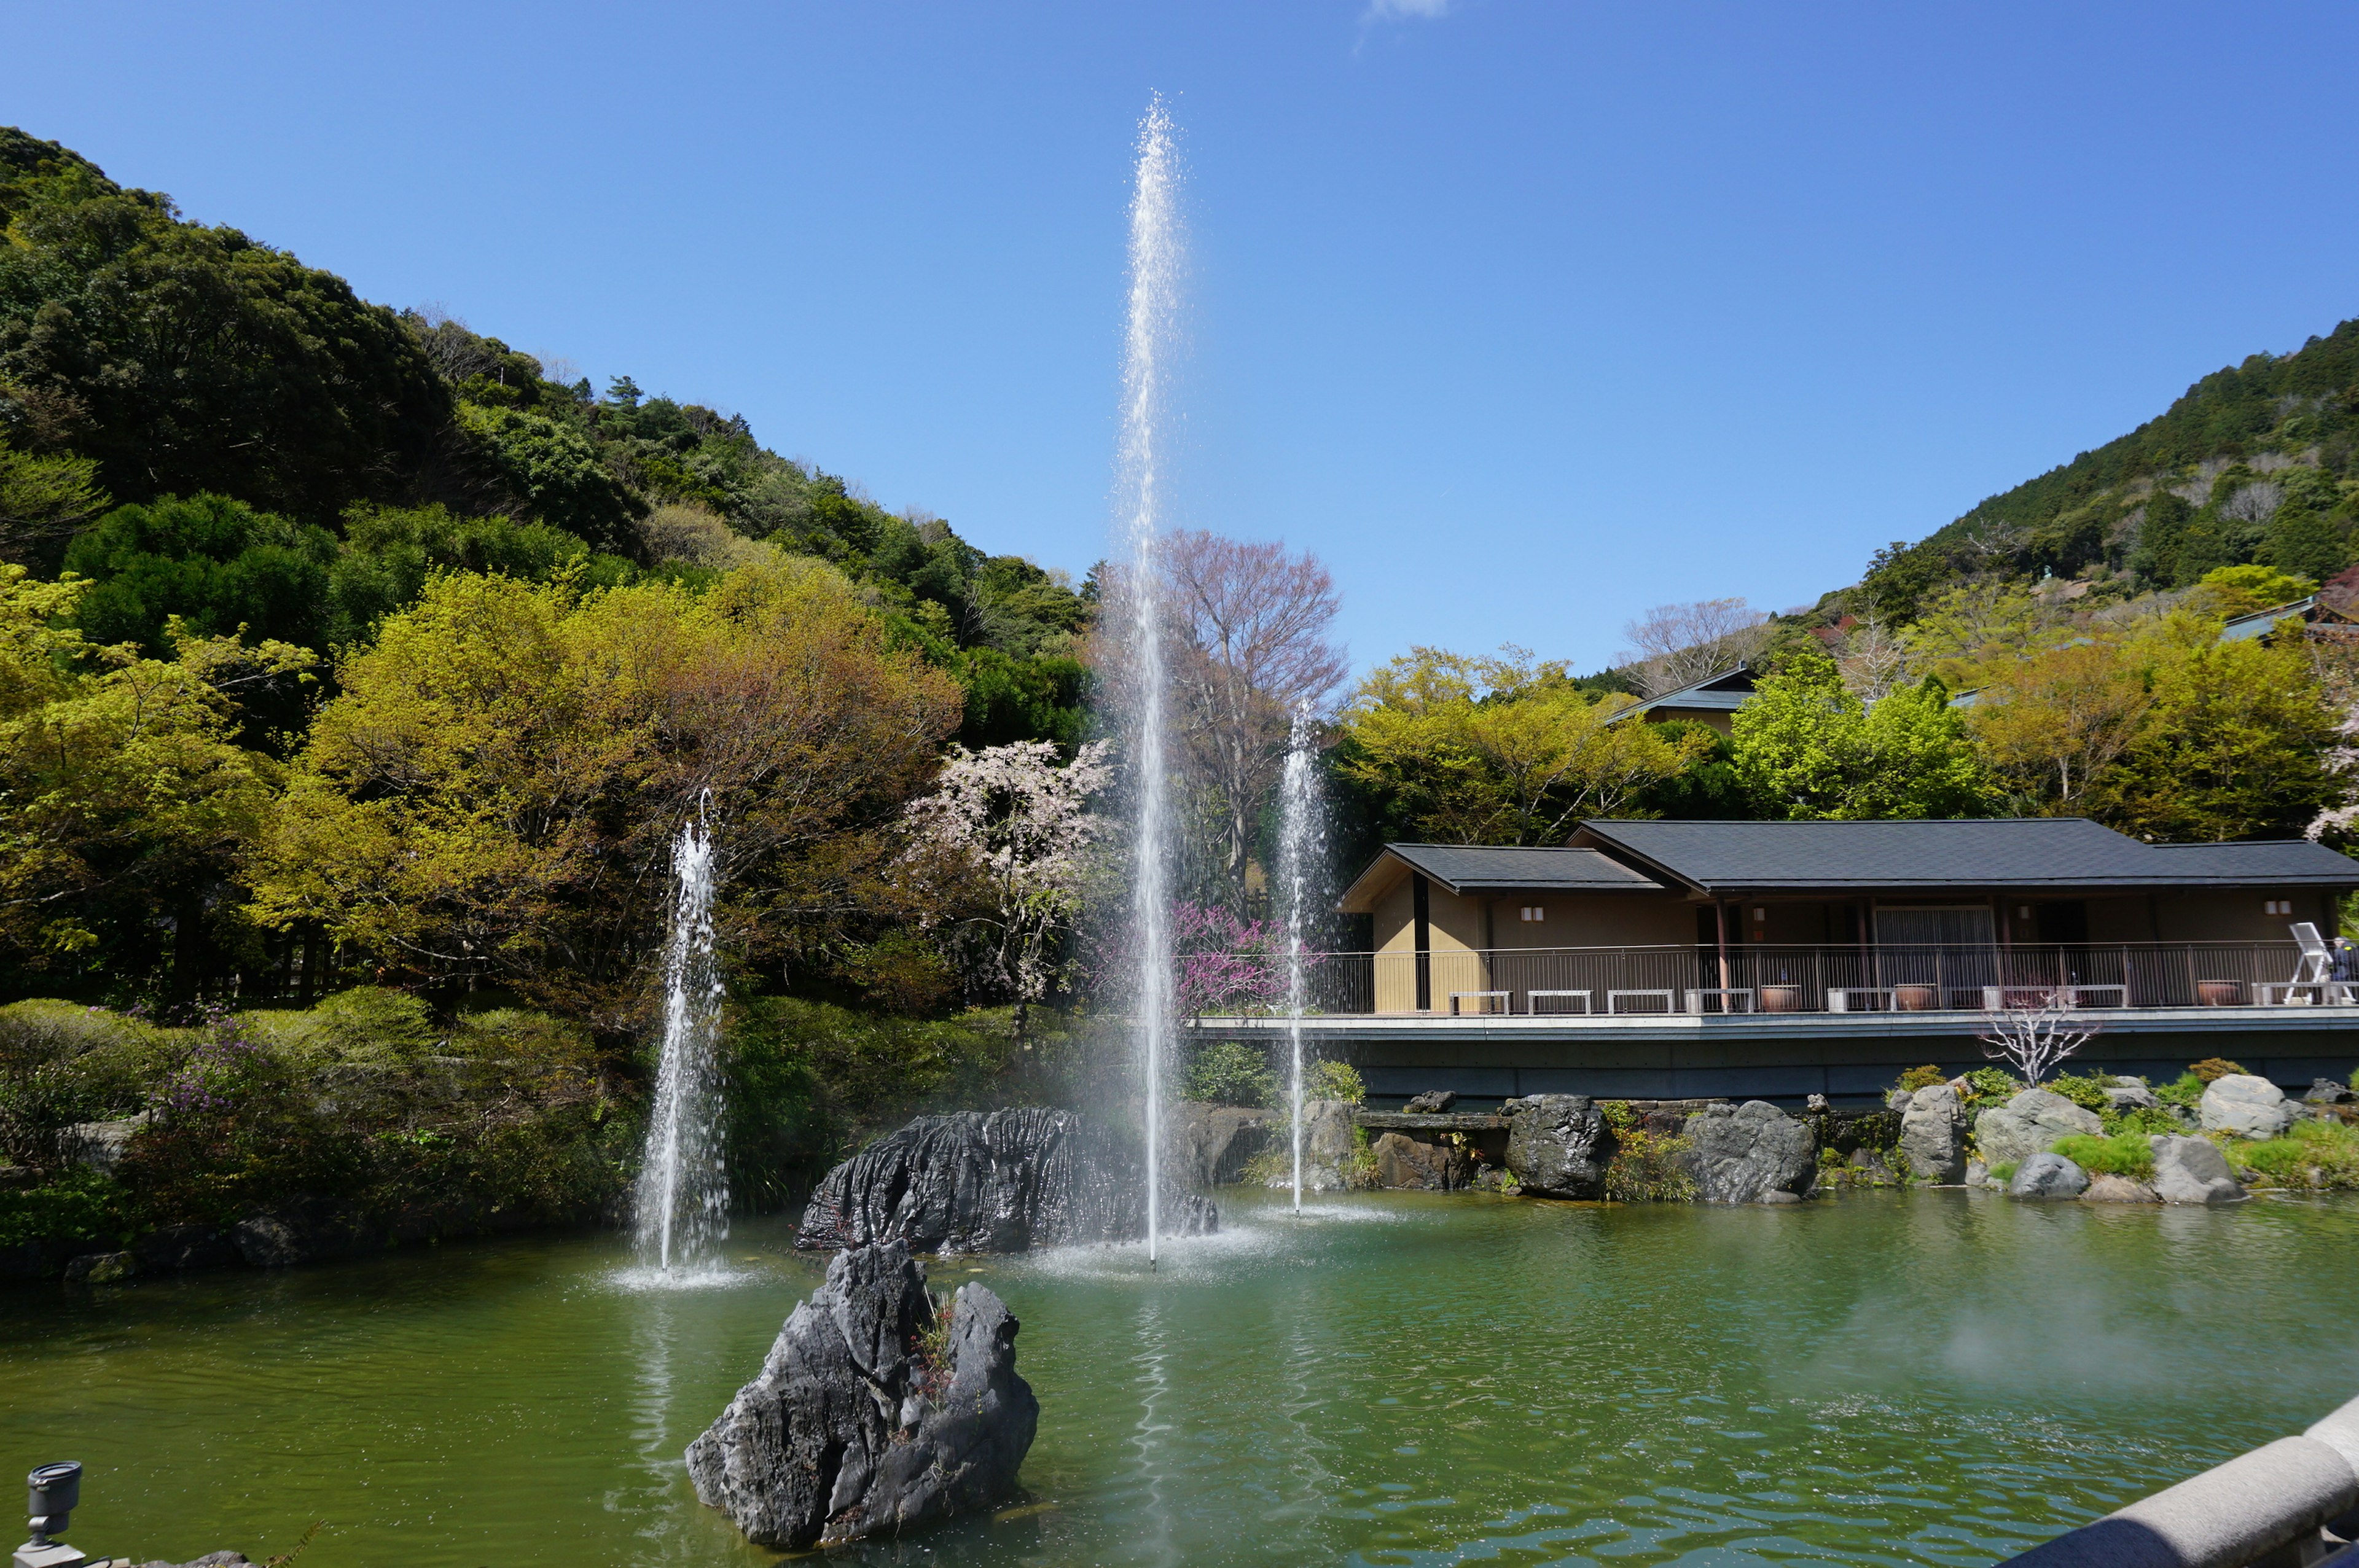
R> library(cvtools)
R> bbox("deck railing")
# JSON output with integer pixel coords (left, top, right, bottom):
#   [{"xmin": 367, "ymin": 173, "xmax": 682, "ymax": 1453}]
[{"xmin": 1210, "ymin": 941, "xmax": 2334, "ymax": 1018}]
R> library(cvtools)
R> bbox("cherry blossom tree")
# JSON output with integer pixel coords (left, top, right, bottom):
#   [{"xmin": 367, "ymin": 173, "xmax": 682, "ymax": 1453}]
[{"xmin": 904, "ymin": 739, "xmax": 1114, "ymax": 1031}]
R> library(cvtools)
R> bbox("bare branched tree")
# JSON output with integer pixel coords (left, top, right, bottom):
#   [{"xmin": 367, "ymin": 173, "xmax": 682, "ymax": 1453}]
[
  {"xmin": 1978, "ymin": 996, "xmax": 2100, "ymax": 1085},
  {"xmin": 2221, "ymin": 481, "xmax": 2286, "ymax": 526},
  {"xmin": 1832, "ymin": 615, "xmax": 1912, "ymax": 700},
  {"xmin": 1162, "ymin": 531, "xmax": 1348, "ymax": 913},
  {"xmin": 1619, "ymin": 597, "xmax": 1771, "ymax": 698}
]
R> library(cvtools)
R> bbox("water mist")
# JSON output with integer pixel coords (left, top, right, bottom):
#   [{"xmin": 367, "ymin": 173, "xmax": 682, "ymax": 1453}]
[
  {"xmin": 632, "ymin": 800, "xmax": 728, "ymax": 1275},
  {"xmin": 1117, "ymin": 99, "xmax": 1183, "ymax": 1267}
]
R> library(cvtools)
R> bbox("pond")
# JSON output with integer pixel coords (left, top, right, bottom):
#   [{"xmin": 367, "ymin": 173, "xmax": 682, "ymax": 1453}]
[{"xmin": 3, "ymin": 1188, "xmax": 2355, "ymax": 1567}]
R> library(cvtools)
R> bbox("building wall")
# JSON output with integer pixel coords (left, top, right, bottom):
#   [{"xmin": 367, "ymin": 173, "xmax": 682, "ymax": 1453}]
[{"xmin": 1479, "ymin": 893, "xmax": 1693, "ymax": 950}]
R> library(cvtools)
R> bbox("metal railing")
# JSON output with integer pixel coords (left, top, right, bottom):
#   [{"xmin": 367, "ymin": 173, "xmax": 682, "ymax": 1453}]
[{"xmin": 1205, "ymin": 941, "xmax": 2331, "ymax": 1018}]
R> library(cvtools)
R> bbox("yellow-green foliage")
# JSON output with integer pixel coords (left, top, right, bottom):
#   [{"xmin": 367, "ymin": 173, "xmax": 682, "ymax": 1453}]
[
  {"xmin": 2188, "ymin": 1057, "xmax": 2248, "ymax": 1084},
  {"xmin": 2044, "ymin": 1072, "xmax": 2118, "ymax": 1114},
  {"xmin": 2224, "ymin": 1118, "xmax": 2359, "ymax": 1189},
  {"xmin": 1312, "ymin": 1059, "xmax": 1365, "ymax": 1104},
  {"xmin": 1598, "ymin": 1101, "xmax": 1696, "ymax": 1201},
  {"xmin": 1896, "ymin": 1064, "xmax": 1949, "ymax": 1091},
  {"xmin": 2049, "ymin": 1132, "xmax": 2156, "ymax": 1180}
]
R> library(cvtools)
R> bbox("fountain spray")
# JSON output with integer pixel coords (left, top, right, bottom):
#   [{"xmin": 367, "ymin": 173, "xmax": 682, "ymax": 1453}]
[
  {"xmin": 1277, "ymin": 707, "xmax": 1324, "ymax": 1214},
  {"xmin": 632, "ymin": 795, "xmax": 728, "ymax": 1275},
  {"xmin": 1119, "ymin": 99, "xmax": 1181, "ymax": 1269}
]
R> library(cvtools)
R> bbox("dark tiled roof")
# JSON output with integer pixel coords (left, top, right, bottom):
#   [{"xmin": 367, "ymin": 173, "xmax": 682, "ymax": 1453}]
[
  {"xmin": 1605, "ymin": 666, "xmax": 1756, "ymax": 724},
  {"xmin": 1338, "ymin": 844, "xmax": 1664, "ymax": 910},
  {"xmin": 1572, "ymin": 817, "xmax": 2359, "ymax": 892}
]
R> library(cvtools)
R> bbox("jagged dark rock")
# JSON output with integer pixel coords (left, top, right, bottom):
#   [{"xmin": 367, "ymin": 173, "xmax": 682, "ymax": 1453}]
[
  {"xmin": 1682, "ymin": 1101, "xmax": 1817, "ymax": 1203},
  {"xmin": 1167, "ymin": 1102, "xmax": 1273, "ymax": 1187},
  {"xmin": 687, "ymin": 1241, "xmax": 1038, "ymax": 1549},
  {"xmin": 1402, "ymin": 1090, "xmax": 1457, "ymax": 1114},
  {"xmin": 796, "ymin": 1109, "xmax": 1216, "ymax": 1253},
  {"xmin": 1503, "ymin": 1095, "xmax": 1612, "ymax": 1198}
]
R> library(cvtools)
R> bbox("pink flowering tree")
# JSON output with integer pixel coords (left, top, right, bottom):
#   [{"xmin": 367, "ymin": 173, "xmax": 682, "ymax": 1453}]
[
  {"xmin": 1172, "ymin": 901, "xmax": 1284, "ymax": 1018},
  {"xmin": 904, "ymin": 739, "xmax": 1115, "ymax": 1030}
]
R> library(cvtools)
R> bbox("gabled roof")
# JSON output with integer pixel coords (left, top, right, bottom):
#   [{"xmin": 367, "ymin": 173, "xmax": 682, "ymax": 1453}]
[
  {"xmin": 1337, "ymin": 844, "xmax": 1664, "ymax": 913},
  {"xmin": 1603, "ymin": 666, "xmax": 1756, "ymax": 724},
  {"xmin": 1570, "ymin": 817, "xmax": 2359, "ymax": 893},
  {"xmin": 2220, "ymin": 596, "xmax": 2318, "ymax": 644}
]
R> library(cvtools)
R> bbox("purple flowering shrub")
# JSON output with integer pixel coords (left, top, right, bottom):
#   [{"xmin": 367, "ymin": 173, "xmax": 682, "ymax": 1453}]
[{"xmin": 1173, "ymin": 902, "xmax": 1285, "ymax": 1017}]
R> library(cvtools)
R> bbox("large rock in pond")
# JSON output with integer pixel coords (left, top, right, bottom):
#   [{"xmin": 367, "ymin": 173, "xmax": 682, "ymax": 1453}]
[
  {"xmin": 1898, "ymin": 1083, "xmax": 1966, "ymax": 1184},
  {"xmin": 2008, "ymin": 1152, "xmax": 2089, "ymax": 1199},
  {"xmin": 1974, "ymin": 1088, "xmax": 2102, "ymax": 1169},
  {"xmin": 1167, "ymin": 1102, "xmax": 1273, "ymax": 1187},
  {"xmin": 1681, "ymin": 1100, "xmax": 1816, "ymax": 1204},
  {"xmin": 1292, "ymin": 1099, "xmax": 1359, "ymax": 1192},
  {"xmin": 1371, "ymin": 1131, "xmax": 1475, "ymax": 1190},
  {"xmin": 2151, "ymin": 1134, "xmax": 2244, "ymax": 1205},
  {"xmin": 2200, "ymin": 1074, "xmax": 2294, "ymax": 1139},
  {"xmin": 798, "ymin": 1109, "xmax": 1215, "ymax": 1253},
  {"xmin": 1504, "ymin": 1095, "xmax": 1612, "ymax": 1198},
  {"xmin": 688, "ymin": 1241, "xmax": 1037, "ymax": 1550}
]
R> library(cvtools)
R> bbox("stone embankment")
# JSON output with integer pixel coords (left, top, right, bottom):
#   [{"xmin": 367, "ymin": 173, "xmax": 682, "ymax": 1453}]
[{"xmin": 689, "ymin": 1241, "xmax": 1037, "ymax": 1549}]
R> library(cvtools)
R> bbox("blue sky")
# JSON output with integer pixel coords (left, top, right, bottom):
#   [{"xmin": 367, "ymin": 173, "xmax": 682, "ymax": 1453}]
[{"xmin": 11, "ymin": 1, "xmax": 2359, "ymax": 673}]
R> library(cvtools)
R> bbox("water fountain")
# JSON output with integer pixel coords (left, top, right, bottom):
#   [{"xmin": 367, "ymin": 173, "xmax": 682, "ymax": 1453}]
[
  {"xmin": 632, "ymin": 799, "xmax": 728, "ymax": 1276},
  {"xmin": 1117, "ymin": 98, "xmax": 1183, "ymax": 1266},
  {"xmin": 1276, "ymin": 706, "xmax": 1326, "ymax": 1213}
]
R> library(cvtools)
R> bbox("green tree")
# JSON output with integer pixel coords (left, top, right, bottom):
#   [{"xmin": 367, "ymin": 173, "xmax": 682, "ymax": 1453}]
[
  {"xmin": 1732, "ymin": 647, "xmax": 1995, "ymax": 819},
  {"xmin": 2090, "ymin": 618, "xmax": 2338, "ymax": 841},
  {"xmin": 454, "ymin": 404, "xmax": 643, "ymax": 550},
  {"xmin": 62, "ymin": 494, "xmax": 337, "ymax": 657},
  {"xmin": 0, "ymin": 439, "xmax": 108, "ymax": 565}
]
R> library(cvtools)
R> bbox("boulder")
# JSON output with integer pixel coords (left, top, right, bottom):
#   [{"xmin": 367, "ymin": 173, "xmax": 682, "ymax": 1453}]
[
  {"xmin": 1166, "ymin": 1102, "xmax": 1273, "ymax": 1188},
  {"xmin": 65, "ymin": 1111, "xmax": 149, "ymax": 1174},
  {"xmin": 1886, "ymin": 1088, "xmax": 1914, "ymax": 1112},
  {"xmin": 2151, "ymin": 1134, "xmax": 2244, "ymax": 1205},
  {"xmin": 1964, "ymin": 1158, "xmax": 1990, "ymax": 1188},
  {"xmin": 1291, "ymin": 1099, "xmax": 1359, "ymax": 1191},
  {"xmin": 1898, "ymin": 1083, "xmax": 1966, "ymax": 1184},
  {"xmin": 2200, "ymin": 1074, "xmax": 2294, "ymax": 1139},
  {"xmin": 1974, "ymin": 1088, "xmax": 2103, "ymax": 1168},
  {"xmin": 63, "ymin": 1250, "xmax": 137, "ymax": 1285},
  {"xmin": 135, "ymin": 1555, "xmax": 251, "ymax": 1567},
  {"xmin": 1504, "ymin": 1095, "xmax": 1613, "ymax": 1198},
  {"xmin": 134, "ymin": 1225, "xmax": 239, "ymax": 1273},
  {"xmin": 2082, "ymin": 1172, "xmax": 2158, "ymax": 1203},
  {"xmin": 1681, "ymin": 1101, "xmax": 1817, "ymax": 1204},
  {"xmin": 1402, "ymin": 1090, "xmax": 1457, "ymax": 1114},
  {"xmin": 687, "ymin": 1242, "xmax": 1036, "ymax": 1550},
  {"xmin": 2104, "ymin": 1080, "xmax": 2160, "ymax": 1111},
  {"xmin": 2302, "ymin": 1077, "xmax": 2355, "ymax": 1106},
  {"xmin": 2009, "ymin": 1152, "xmax": 2090, "ymax": 1199},
  {"xmin": 796, "ymin": 1109, "xmax": 1216, "ymax": 1254},
  {"xmin": 1371, "ymin": 1131, "xmax": 1474, "ymax": 1190}
]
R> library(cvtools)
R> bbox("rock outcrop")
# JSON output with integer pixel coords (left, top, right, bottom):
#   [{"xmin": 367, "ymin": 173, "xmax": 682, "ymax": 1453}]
[
  {"xmin": 2083, "ymin": 1172, "xmax": 2158, "ymax": 1203},
  {"xmin": 2304, "ymin": 1077, "xmax": 2355, "ymax": 1106},
  {"xmin": 2104, "ymin": 1077, "xmax": 2160, "ymax": 1112},
  {"xmin": 1371, "ymin": 1131, "xmax": 1476, "ymax": 1190},
  {"xmin": 1898, "ymin": 1083, "xmax": 1966, "ymax": 1183},
  {"xmin": 1291, "ymin": 1099, "xmax": 1359, "ymax": 1192},
  {"xmin": 1681, "ymin": 1100, "xmax": 1816, "ymax": 1204},
  {"xmin": 2009, "ymin": 1152, "xmax": 2090, "ymax": 1199},
  {"xmin": 65, "ymin": 1111, "xmax": 149, "ymax": 1174},
  {"xmin": 688, "ymin": 1242, "xmax": 1037, "ymax": 1550},
  {"xmin": 2200, "ymin": 1074, "xmax": 2294, "ymax": 1139},
  {"xmin": 797, "ymin": 1109, "xmax": 1216, "ymax": 1253},
  {"xmin": 1167, "ymin": 1103, "xmax": 1272, "ymax": 1187},
  {"xmin": 1504, "ymin": 1095, "xmax": 1612, "ymax": 1198},
  {"xmin": 2151, "ymin": 1134, "xmax": 2244, "ymax": 1204},
  {"xmin": 1402, "ymin": 1090, "xmax": 1457, "ymax": 1114},
  {"xmin": 1974, "ymin": 1088, "xmax": 2103, "ymax": 1168}
]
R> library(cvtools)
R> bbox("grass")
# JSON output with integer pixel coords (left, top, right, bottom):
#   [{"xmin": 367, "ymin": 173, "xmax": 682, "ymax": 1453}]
[
  {"xmin": 2048, "ymin": 1132, "xmax": 2156, "ymax": 1181},
  {"xmin": 2224, "ymin": 1118, "xmax": 2359, "ymax": 1189}
]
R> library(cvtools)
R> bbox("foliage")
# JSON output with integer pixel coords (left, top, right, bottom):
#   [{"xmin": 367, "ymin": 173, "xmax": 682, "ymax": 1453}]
[
  {"xmin": 2224, "ymin": 1117, "xmax": 2359, "ymax": 1189},
  {"xmin": 248, "ymin": 562, "xmax": 961, "ymax": 1024},
  {"xmin": 327, "ymin": 503, "xmax": 625, "ymax": 645},
  {"xmin": 1598, "ymin": 1103, "xmax": 1694, "ymax": 1202},
  {"xmin": 2042, "ymin": 1071, "xmax": 2118, "ymax": 1114},
  {"xmin": 2109, "ymin": 1105, "xmax": 2182, "ymax": 1137},
  {"xmin": 1339, "ymin": 645, "xmax": 1705, "ymax": 844},
  {"xmin": 1181, "ymin": 1040, "xmax": 1275, "ymax": 1108},
  {"xmin": 2188, "ymin": 1056, "xmax": 2248, "ymax": 1084},
  {"xmin": 2048, "ymin": 1131, "xmax": 2156, "ymax": 1180},
  {"xmin": 0, "ymin": 438, "xmax": 108, "ymax": 564},
  {"xmin": 1959, "ymin": 1067, "xmax": 2024, "ymax": 1102},
  {"xmin": 1170, "ymin": 902, "xmax": 1285, "ymax": 1017},
  {"xmin": 0, "ymin": 1164, "xmax": 127, "ymax": 1250},
  {"xmin": 1896, "ymin": 1064, "xmax": 1949, "ymax": 1091},
  {"xmin": 1967, "ymin": 639, "xmax": 2154, "ymax": 813},
  {"xmin": 902, "ymin": 739, "xmax": 1113, "ymax": 1018},
  {"xmin": 2191, "ymin": 564, "xmax": 2315, "ymax": 617},
  {"xmin": 455, "ymin": 403, "xmax": 642, "ymax": 552},
  {"xmin": 1310, "ymin": 1058, "xmax": 1364, "ymax": 1104},
  {"xmin": 0, "ymin": 127, "xmax": 448, "ymax": 519},
  {"xmin": 1731, "ymin": 646, "xmax": 1995, "ymax": 819},
  {"xmin": 63, "ymin": 493, "xmax": 337, "ymax": 658},
  {"xmin": 2156, "ymin": 1072, "xmax": 2208, "ymax": 1110},
  {"xmin": 1985, "ymin": 1160, "xmax": 2018, "ymax": 1184}
]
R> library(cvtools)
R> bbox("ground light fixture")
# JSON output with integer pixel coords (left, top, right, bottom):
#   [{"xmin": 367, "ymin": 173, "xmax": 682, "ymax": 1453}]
[{"xmin": 15, "ymin": 1462, "xmax": 90, "ymax": 1568}]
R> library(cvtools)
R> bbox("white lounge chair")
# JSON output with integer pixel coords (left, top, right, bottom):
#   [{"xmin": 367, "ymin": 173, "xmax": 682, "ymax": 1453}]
[{"xmin": 2264, "ymin": 922, "xmax": 2356, "ymax": 1005}]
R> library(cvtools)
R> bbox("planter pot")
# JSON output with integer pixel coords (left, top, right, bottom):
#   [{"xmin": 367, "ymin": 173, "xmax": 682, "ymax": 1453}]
[
  {"xmin": 1761, "ymin": 985, "xmax": 1802, "ymax": 1013},
  {"xmin": 2197, "ymin": 980, "xmax": 2243, "ymax": 1007},
  {"xmin": 1894, "ymin": 984, "xmax": 1939, "ymax": 1012}
]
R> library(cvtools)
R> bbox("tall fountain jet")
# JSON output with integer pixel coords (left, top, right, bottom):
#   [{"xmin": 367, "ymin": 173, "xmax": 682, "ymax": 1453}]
[
  {"xmin": 1277, "ymin": 706, "xmax": 1326, "ymax": 1214},
  {"xmin": 1118, "ymin": 98, "xmax": 1182, "ymax": 1267},
  {"xmin": 633, "ymin": 800, "xmax": 728, "ymax": 1276}
]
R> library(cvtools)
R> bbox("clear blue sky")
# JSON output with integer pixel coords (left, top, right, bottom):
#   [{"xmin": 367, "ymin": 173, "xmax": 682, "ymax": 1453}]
[{"xmin": 12, "ymin": 1, "xmax": 2359, "ymax": 673}]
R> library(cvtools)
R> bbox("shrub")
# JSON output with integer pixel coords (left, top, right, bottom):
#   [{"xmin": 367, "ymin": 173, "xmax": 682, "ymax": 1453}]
[
  {"xmin": 1605, "ymin": 1129, "xmax": 1696, "ymax": 1202},
  {"xmin": 2111, "ymin": 1106, "xmax": 2181, "ymax": 1138},
  {"xmin": 1181, "ymin": 1041, "xmax": 1275, "ymax": 1108},
  {"xmin": 1896, "ymin": 1064, "xmax": 1949, "ymax": 1091},
  {"xmin": 2049, "ymin": 1132, "xmax": 2156, "ymax": 1180},
  {"xmin": 2157, "ymin": 1072, "xmax": 2207, "ymax": 1110},
  {"xmin": 1987, "ymin": 1160, "xmax": 2018, "ymax": 1184},
  {"xmin": 2044, "ymin": 1072, "xmax": 2117, "ymax": 1114},
  {"xmin": 1310, "ymin": 1059, "xmax": 1365, "ymax": 1104},
  {"xmin": 1962, "ymin": 1067, "xmax": 2023, "ymax": 1102},
  {"xmin": 2188, "ymin": 1057, "xmax": 2248, "ymax": 1085},
  {"xmin": 2227, "ymin": 1118, "xmax": 2359, "ymax": 1189},
  {"xmin": 0, "ymin": 1166, "xmax": 127, "ymax": 1250}
]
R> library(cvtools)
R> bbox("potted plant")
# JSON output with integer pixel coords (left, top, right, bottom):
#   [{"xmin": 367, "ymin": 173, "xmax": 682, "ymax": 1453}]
[{"xmin": 1894, "ymin": 983, "xmax": 1939, "ymax": 1011}]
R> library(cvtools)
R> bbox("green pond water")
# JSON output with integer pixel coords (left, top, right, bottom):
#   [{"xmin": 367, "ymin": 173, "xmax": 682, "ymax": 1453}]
[{"xmin": 3, "ymin": 1188, "xmax": 2356, "ymax": 1567}]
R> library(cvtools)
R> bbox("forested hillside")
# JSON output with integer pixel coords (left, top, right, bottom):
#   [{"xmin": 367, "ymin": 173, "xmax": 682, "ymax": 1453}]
[
  {"xmin": 1850, "ymin": 320, "xmax": 2359, "ymax": 617},
  {"xmin": 0, "ymin": 125, "xmax": 1088, "ymax": 749}
]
